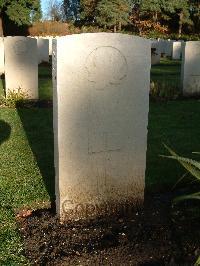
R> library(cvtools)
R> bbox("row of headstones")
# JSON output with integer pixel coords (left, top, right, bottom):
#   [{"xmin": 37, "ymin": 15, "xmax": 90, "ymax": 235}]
[
  {"xmin": 151, "ymin": 39, "xmax": 184, "ymax": 65},
  {"xmin": 151, "ymin": 38, "xmax": 200, "ymax": 94},
  {"xmin": 0, "ymin": 36, "xmax": 55, "ymax": 99},
  {"xmin": 1, "ymin": 36, "xmax": 199, "ymax": 99},
  {"xmin": 0, "ymin": 34, "xmax": 199, "ymax": 221},
  {"xmin": 0, "ymin": 36, "xmax": 53, "ymax": 75}
]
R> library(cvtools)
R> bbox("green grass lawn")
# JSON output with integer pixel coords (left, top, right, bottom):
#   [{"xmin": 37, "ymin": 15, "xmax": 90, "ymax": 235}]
[
  {"xmin": 151, "ymin": 58, "xmax": 181, "ymax": 84},
  {"xmin": 0, "ymin": 59, "xmax": 199, "ymax": 264},
  {"xmin": 151, "ymin": 58, "xmax": 181, "ymax": 97}
]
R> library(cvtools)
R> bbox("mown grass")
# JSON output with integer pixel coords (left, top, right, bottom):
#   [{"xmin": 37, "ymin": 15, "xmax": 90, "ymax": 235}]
[
  {"xmin": 151, "ymin": 57, "xmax": 181, "ymax": 83},
  {"xmin": 0, "ymin": 59, "xmax": 199, "ymax": 264},
  {"xmin": 151, "ymin": 58, "xmax": 181, "ymax": 95}
]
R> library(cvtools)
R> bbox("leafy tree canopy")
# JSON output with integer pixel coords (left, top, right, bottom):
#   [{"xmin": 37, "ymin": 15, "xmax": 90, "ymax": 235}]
[
  {"xmin": 0, "ymin": 0, "xmax": 41, "ymax": 25},
  {"xmin": 96, "ymin": 0, "xmax": 132, "ymax": 31}
]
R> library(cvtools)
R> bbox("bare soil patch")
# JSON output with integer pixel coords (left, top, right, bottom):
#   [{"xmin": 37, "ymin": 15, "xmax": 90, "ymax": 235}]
[{"xmin": 17, "ymin": 189, "xmax": 200, "ymax": 265}]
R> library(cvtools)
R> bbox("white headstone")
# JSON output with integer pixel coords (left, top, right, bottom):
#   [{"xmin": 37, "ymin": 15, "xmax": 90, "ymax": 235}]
[
  {"xmin": 37, "ymin": 38, "xmax": 49, "ymax": 63},
  {"xmin": 165, "ymin": 40, "xmax": 174, "ymax": 57},
  {"xmin": 181, "ymin": 41, "xmax": 200, "ymax": 95},
  {"xmin": 4, "ymin": 36, "xmax": 38, "ymax": 99},
  {"xmin": 47, "ymin": 37, "xmax": 53, "ymax": 56},
  {"xmin": 151, "ymin": 41, "xmax": 161, "ymax": 65},
  {"xmin": 0, "ymin": 37, "xmax": 4, "ymax": 74},
  {"xmin": 172, "ymin": 41, "xmax": 182, "ymax": 60},
  {"xmin": 157, "ymin": 39, "xmax": 165, "ymax": 55},
  {"xmin": 53, "ymin": 33, "xmax": 150, "ymax": 221}
]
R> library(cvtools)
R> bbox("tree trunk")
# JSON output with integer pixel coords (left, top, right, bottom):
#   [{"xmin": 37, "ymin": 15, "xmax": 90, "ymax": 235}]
[
  {"xmin": 114, "ymin": 24, "xmax": 117, "ymax": 33},
  {"xmin": 153, "ymin": 11, "xmax": 158, "ymax": 22},
  {"xmin": 118, "ymin": 21, "xmax": 122, "ymax": 31},
  {"xmin": 178, "ymin": 11, "xmax": 183, "ymax": 38},
  {"xmin": 0, "ymin": 15, "xmax": 3, "ymax": 37}
]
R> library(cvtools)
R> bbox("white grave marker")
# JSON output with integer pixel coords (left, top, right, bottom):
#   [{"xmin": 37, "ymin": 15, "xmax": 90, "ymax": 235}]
[
  {"xmin": 172, "ymin": 41, "xmax": 182, "ymax": 60},
  {"xmin": 151, "ymin": 41, "xmax": 161, "ymax": 65},
  {"xmin": 165, "ymin": 40, "xmax": 174, "ymax": 57},
  {"xmin": 53, "ymin": 33, "xmax": 150, "ymax": 220},
  {"xmin": 37, "ymin": 38, "xmax": 49, "ymax": 63},
  {"xmin": 0, "ymin": 37, "xmax": 4, "ymax": 75},
  {"xmin": 181, "ymin": 41, "xmax": 200, "ymax": 95},
  {"xmin": 4, "ymin": 36, "xmax": 38, "ymax": 99}
]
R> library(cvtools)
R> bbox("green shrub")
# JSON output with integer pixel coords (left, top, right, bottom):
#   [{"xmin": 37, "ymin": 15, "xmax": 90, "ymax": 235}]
[
  {"xmin": 0, "ymin": 88, "xmax": 28, "ymax": 108},
  {"xmin": 150, "ymin": 81, "xmax": 180, "ymax": 100}
]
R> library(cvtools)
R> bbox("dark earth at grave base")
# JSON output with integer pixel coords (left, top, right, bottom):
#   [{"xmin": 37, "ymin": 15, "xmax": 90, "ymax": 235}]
[{"xmin": 17, "ymin": 189, "xmax": 200, "ymax": 266}]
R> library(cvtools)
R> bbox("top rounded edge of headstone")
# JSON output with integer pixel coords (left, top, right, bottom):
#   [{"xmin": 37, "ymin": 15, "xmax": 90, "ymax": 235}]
[
  {"xmin": 5, "ymin": 36, "xmax": 36, "ymax": 40},
  {"xmin": 55, "ymin": 33, "xmax": 151, "ymax": 44},
  {"xmin": 186, "ymin": 40, "xmax": 200, "ymax": 43},
  {"xmin": 4, "ymin": 36, "xmax": 37, "ymax": 46}
]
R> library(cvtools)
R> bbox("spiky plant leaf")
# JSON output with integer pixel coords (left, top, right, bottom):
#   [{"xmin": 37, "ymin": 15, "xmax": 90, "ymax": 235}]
[
  {"xmin": 195, "ymin": 255, "xmax": 200, "ymax": 266},
  {"xmin": 162, "ymin": 144, "xmax": 200, "ymax": 203},
  {"xmin": 174, "ymin": 192, "xmax": 200, "ymax": 203},
  {"xmin": 161, "ymin": 145, "xmax": 200, "ymax": 182}
]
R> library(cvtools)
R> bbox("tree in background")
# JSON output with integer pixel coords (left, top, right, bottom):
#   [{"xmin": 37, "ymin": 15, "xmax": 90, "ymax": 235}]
[
  {"xmin": 45, "ymin": 0, "xmax": 65, "ymax": 21},
  {"xmin": 63, "ymin": 0, "xmax": 79, "ymax": 21},
  {"xmin": 96, "ymin": 0, "xmax": 132, "ymax": 32},
  {"xmin": 79, "ymin": 0, "xmax": 99, "ymax": 24},
  {"xmin": 0, "ymin": 0, "xmax": 41, "ymax": 36},
  {"xmin": 130, "ymin": 0, "xmax": 169, "ymax": 35},
  {"xmin": 189, "ymin": 0, "xmax": 200, "ymax": 33},
  {"xmin": 130, "ymin": 0, "xmax": 198, "ymax": 37},
  {"xmin": 61, "ymin": 0, "xmax": 199, "ymax": 36},
  {"xmin": 140, "ymin": 0, "xmax": 162, "ymax": 22},
  {"xmin": 163, "ymin": 0, "xmax": 192, "ymax": 37}
]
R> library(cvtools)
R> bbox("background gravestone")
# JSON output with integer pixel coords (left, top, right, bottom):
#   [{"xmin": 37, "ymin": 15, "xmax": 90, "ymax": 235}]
[
  {"xmin": 172, "ymin": 41, "xmax": 182, "ymax": 60},
  {"xmin": 158, "ymin": 39, "xmax": 166, "ymax": 56},
  {"xmin": 53, "ymin": 33, "xmax": 151, "ymax": 221},
  {"xmin": 151, "ymin": 41, "xmax": 161, "ymax": 65},
  {"xmin": 47, "ymin": 36, "xmax": 53, "ymax": 56},
  {"xmin": 181, "ymin": 41, "xmax": 200, "ymax": 95},
  {"xmin": 0, "ymin": 38, "xmax": 4, "ymax": 75},
  {"xmin": 165, "ymin": 40, "xmax": 174, "ymax": 57},
  {"xmin": 4, "ymin": 36, "xmax": 38, "ymax": 99},
  {"xmin": 37, "ymin": 38, "xmax": 49, "ymax": 63}
]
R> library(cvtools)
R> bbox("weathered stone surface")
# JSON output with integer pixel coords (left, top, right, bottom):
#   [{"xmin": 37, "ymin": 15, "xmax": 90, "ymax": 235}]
[
  {"xmin": 181, "ymin": 41, "xmax": 200, "ymax": 95},
  {"xmin": 0, "ymin": 37, "xmax": 4, "ymax": 74},
  {"xmin": 37, "ymin": 38, "xmax": 49, "ymax": 63},
  {"xmin": 53, "ymin": 33, "xmax": 150, "ymax": 221},
  {"xmin": 172, "ymin": 41, "xmax": 182, "ymax": 60},
  {"xmin": 4, "ymin": 36, "xmax": 38, "ymax": 99}
]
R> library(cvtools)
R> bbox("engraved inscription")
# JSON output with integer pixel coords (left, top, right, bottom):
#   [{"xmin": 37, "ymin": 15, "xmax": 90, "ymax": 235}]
[{"xmin": 85, "ymin": 46, "xmax": 128, "ymax": 89}]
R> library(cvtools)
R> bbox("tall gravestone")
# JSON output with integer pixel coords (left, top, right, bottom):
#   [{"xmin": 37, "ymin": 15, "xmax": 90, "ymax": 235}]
[
  {"xmin": 151, "ymin": 41, "xmax": 161, "ymax": 65},
  {"xmin": 165, "ymin": 40, "xmax": 174, "ymax": 57},
  {"xmin": 53, "ymin": 33, "xmax": 150, "ymax": 221},
  {"xmin": 0, "ymin": 37, "xmax": 4, "ymax": 74},
  {"xmin": 47, "ymin": 36, "xmax": 53, "ymax": 56},
  {"xmin": 158, "ymin": 39, "xmax": 166, "ymax": 56},
  {"xmin": 172, "ymin": 41, "xmax": 182, "ymax": 60},
  {"xmin": 4, "ymin": 36, "xmax": 38, "ymax": 99},
  {"xmin": 37, "ymin": 38, "xmax": 49, "ymax": 63},
  {"xmin": 181, "ymin": 41, "xmax": 200, "ymax": 95}
]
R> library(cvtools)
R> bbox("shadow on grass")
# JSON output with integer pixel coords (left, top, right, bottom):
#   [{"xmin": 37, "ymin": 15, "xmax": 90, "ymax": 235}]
[
  {"xmin": 0, "ymin": 76, "xmax": 6, "ymax": 97},
  {"xmin": 0, "ymin": 120, "xmax": 11, "ymax": 145},
  {"xmin": 17, "ymin": 106, "xmax": 55, "ymax": 201}
]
